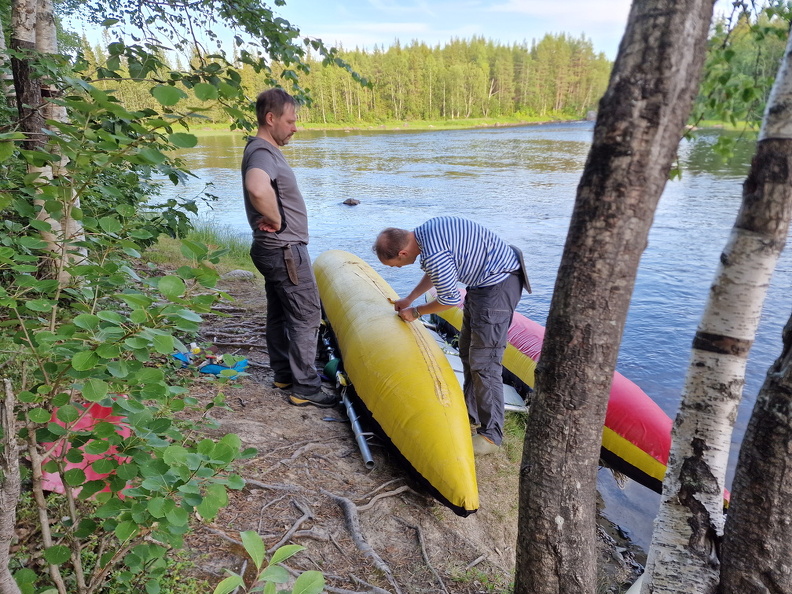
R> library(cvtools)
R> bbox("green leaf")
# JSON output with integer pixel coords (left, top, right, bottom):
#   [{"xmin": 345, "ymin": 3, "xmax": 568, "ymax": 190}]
[
  {"xmin": 72, "ymin": 350, "xmax": 99, "ymax": 372},
  {"xmin": 73, "ymin": 314, "xmax": 101, "ymax": 330},
  {"xmin": 43, "ymin": 544, "xmax": 71, "ymax": 564},
  {"xmin": 148, "ymin": 497, "xmax": 167, "ymax": 518},
  {"xmin": 64, "ymin": 468, "xmax": 87, "ymax": 487},
  {"xmin": 56, "ymin": 405, "xmax": 79, "ymax": 424},
  {"xmin": 152, "ymin": 333, "xmax": 174, "ymax": 355},
  {"xmin": 82, "ymin": 378, "xmax": 109, "ymax": 402},
  {"xmin": 212, "ymin": 575, "xmax": 244, "ymax": 594},
  {"xmin": 193, "ymin": 83, "xmax": 219, "ymax": 101},
  {"xmin": 28, "ymin": 408, "xmax": 52, "ymax": 423},
  {"xmin": 99, "ymin": 216, "xmax": 123, "ymax": 234},
  {"xmin": 91, "ymin": 458, "xmax": 115, "ymax": 473},
  {"xmin": 159, "ymin": 276, "xmax": 186, "ymax": 300},
  {"xmin": 0, "ymin": 141, "xmax": 16, "ymax": 163},
  {"xmin": 165, "ymin": 506, "xmax": 189, "ymax": 526},
  {"xmin": 269, "ymin": 544, "xmax": 304, "ymax": 566},
  {"xmin": 292, "ymin": 570, "xmax": 325, "ymax": 594},
  {"xmin": 25, "ymin": 299, "xmax": 53, "ymax": 312},
  {"xmin": 169, "ymin": 133, "xmax": 198, "ymax": 148},
  {"xmin": 259, "ymin": 564, "xmax": 290, "ymax": 583},
  {"xmin": 163, "ymin": 444, "xmax": 188, "ymax": 466},
  {"xmin": 97, "ymin": 311, "xmax": 126, "ymax": 324},
  {"xmin": 73, "ymin": 518, "xmax": 98, "ymax": 539},
  {"xmin": 139, "ymin": 147, "xmax": 167, "ymax": 164},
  {"xmin": 115, "ymin": 520, "xmax": 138, "ymax": 542},
  {"xmin": 151, "ymin": 85, "xmax": 186, "ymax": 106},
  {"xmin": 240, "ymin": 531, "xmax": 266, "ymax": 570}
]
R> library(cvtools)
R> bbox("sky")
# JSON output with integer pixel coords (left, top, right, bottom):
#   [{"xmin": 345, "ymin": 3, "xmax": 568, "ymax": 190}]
[
  {"xmin": 271, "ymin": 0, "xmax": 736, "ymax": 61},
  {"xmin": 273, "ymin": 0, "xmax": 632, "ymax": 60}
]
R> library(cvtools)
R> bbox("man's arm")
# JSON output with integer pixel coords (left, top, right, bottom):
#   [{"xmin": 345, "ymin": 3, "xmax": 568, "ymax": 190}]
[
  {"xmin": 392, "ymin": 274, "xmax": 434, "ymax": 312},
  {"xmin": 245, "ymin": 168, "xmax": 281, "ymax": 232}
]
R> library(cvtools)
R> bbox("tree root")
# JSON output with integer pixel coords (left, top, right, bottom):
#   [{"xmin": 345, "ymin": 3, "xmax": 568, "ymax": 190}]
[{"xmin": 320, "ymin": 488, "xmax": 402, "ymax": 594}]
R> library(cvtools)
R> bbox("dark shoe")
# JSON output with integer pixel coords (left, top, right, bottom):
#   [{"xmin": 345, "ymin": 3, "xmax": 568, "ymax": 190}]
[
  {"xmin": 272, "ymin": 381, "xmax": 293, "ymax": 390},
  {"xmin": 288, "ymin": 387, "xmax": 338, "ymax": 408}
]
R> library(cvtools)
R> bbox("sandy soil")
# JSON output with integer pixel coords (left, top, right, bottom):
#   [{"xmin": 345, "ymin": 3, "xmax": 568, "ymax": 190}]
[{"xmin": 182, "ymin": 273, "xmax": 643, "ymax": 593}]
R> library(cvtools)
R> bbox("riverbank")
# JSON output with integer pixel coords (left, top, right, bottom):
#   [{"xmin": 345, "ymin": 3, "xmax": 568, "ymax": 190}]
[
  {"xmin": 188, "ymin": 114, "xmax": 587, "ymax": 135},
  {"xmin": 147, "ymin": 233, "xmax": 644, "ymax": 593}
]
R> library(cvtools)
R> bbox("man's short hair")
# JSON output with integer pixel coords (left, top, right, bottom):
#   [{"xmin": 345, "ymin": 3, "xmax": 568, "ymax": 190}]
[
  {"xmin": 373, "ymin": 228, "xmax": 410, "ymax": 261},
  {"xmin": 256, "ymin": 89, "xmax": 297, "ymax": 127}
]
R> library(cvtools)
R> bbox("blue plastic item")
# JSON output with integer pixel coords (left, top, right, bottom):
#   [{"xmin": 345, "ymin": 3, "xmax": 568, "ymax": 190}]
[{"xmin": 172, "ymin": 353, "xmax": 248, "ymax": 378}]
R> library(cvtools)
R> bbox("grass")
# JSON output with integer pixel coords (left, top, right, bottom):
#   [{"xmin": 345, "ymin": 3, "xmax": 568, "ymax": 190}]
[
  {"xmin": 146, "ymin": 219, "xmax": 255, "ymax": 274},
  {"xmin": 184, "ymin": 113, "xmax": 583, "ymax": 135}
]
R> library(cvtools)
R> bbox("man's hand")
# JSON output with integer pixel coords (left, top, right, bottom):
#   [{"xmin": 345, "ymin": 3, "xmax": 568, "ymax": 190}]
[
  {"xmin": 391, "ymin": 297, "xmax": 412, "ymax": 312},
  {"xmin": 397, "ymin": 307, "xmax": 420, "ymax": 323},
  {"xmin": 257, "ymin": 218, "xmax": 279, "ymax": 233}
]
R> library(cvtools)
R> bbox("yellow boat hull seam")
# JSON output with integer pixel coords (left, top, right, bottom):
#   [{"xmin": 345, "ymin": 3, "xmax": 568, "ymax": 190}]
[{"xmin": 314, "ymin": 250, "xmax": 479, "ymax": 516}]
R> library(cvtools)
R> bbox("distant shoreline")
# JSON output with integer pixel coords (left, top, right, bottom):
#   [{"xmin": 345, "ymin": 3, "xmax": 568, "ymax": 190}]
[{"xmin": 189, "ymin": 115, "xmax": 591, "ymax": 136}]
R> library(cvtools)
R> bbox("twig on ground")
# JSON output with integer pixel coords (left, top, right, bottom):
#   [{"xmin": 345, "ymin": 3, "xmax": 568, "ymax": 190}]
[
  {"xmin": 395, "ymin": 516, "xmax": 448, "ymax": 594},
  {"xmin": 357, "ymin": 479, "xmax": 404, "ymax": 502},
  {"xmin": 202, "ymin": 525, "xmax": 243, "ymax": 547},
  {"xmin": 350, "ymin": 574, "xmax": 393, "ymax": 594},
  {"xmin": 465, "ymin": 555, "xmax": 486, "ymax": 570},
  {"xmin": 258, "ymin": 494, "xmax": 288, "ymax": 532},
  {"xmin": 357, "ymin": 486, "xmax": 415, "ymax": 511},
  {"xmin": 266, "ymin": 499, "xmax": 313, "ymax": 554},
  {"xmin": 244, "ymin": 479, "xmax": 305, "ymax": 493}
]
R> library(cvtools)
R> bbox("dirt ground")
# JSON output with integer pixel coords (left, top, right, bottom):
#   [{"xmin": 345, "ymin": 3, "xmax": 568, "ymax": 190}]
[{"xmin": 182, "ymin": 273, "xmax": 644, "ymax": 593}]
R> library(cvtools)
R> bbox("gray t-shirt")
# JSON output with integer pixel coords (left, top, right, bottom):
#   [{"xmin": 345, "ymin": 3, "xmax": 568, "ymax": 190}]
[{"xmin": 241, "ymin": 136, "xmax": 309, "ymax": 247}]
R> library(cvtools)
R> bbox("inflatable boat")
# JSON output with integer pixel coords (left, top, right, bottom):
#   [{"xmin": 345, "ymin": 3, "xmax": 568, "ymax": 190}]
[
  {"xmin": 313, "ymin": 250, "xmax": 479, "ymax": 516},
  {"xmin": 432, "ymin": 293, "xmax": 672, "ymax": 493}
]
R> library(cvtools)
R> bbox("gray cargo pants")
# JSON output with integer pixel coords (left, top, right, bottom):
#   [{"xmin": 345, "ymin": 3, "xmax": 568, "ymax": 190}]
[
  {"xmin": 250, "ymin": 242, "xmax": 322, "ymax": 395},
  {"xmin": 459, "ymin": 272, "xmax": 523, "ymax": 445}
]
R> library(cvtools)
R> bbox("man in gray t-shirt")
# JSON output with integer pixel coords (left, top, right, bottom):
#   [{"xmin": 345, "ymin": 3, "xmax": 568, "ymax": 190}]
[{"xmin": 242, "ymin": 89, "xmax": 337, "ymax": 408}]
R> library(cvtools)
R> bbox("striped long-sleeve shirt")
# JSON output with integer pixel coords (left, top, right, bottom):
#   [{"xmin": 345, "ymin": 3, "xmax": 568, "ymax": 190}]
[{"xmin": 414, "ymin": 216, "xmax": 519, "ymax": 306}]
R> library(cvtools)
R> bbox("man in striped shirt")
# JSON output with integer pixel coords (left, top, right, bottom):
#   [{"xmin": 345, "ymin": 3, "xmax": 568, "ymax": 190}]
[{"xmin": 374, "ymin": 216, "xmax": 530, "ymax": 455}]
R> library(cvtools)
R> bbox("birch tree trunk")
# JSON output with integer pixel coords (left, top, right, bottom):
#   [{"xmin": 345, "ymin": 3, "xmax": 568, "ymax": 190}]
[
  {"xmin": 713, "ymin": 31, "xmax": 792, "ymax": 594},
  {"xmin": 10, "ymin": 0, "xmax": 85, "ymax": 285},
  {"xmin": 0, "ymin": 380, "xmax": 22, "ymax": 594},
  {"xmin": 641, "ymin": 27, "xmax": 792, "ymax": 594},
  {"xmin": 0, "ymin": 12, "xmax": 16, "ymax": 104},
  {"xmin": 35, "ymin": 0, "xmax": 87, "ymax": 280},
  {"xmin": 514, "ymin": 1, "xmax": 716, "ymax": 592}
]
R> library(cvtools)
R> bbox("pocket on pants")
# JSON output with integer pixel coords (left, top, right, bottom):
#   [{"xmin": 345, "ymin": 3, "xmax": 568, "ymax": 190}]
[{"xmin": 282, "ymin": 283, "xmax": 321, "ymax": 323}]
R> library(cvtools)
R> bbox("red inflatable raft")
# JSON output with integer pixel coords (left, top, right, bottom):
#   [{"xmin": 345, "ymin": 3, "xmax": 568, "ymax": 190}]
[{"xmin": 432, "ymin": 293, "xmax": 672, "ymax": 494}]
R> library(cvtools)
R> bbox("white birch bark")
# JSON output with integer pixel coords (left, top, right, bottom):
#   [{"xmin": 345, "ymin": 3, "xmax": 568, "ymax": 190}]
[
  {"xmin": 0, "ymin": 12, "xmax": 15, "ymax": 101},
  {"xmin": 642, "ymin": 28, "xmax": 792, "ymax": 594},
  {"xmin": 38, "ymin": 0, "xmax": 87, "ymax": 281}
]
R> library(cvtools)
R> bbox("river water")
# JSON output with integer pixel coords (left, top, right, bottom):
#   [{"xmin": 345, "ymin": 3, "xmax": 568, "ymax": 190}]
[{"xmin": 161, "ymin": 121, "xmax": 792, "ymax": 550}]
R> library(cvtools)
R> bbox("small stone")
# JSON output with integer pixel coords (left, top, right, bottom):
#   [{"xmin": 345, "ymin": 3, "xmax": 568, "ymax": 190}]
[
  {"xmin": 223, "ymin": 269, "xmax": 255, "ymax": 280},
  {"xmin": 342, "ymin": 198, "xmax": 360, "ymax": 206}
]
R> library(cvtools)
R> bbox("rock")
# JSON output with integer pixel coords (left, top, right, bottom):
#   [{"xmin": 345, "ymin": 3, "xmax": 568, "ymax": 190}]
[
  {"xmin": 342, "ymin": 198, "xmax": 360, "ymax": 206},
  {"xmin": 222, "ymin": 269, "xmax": 255, "ymax": 280}
]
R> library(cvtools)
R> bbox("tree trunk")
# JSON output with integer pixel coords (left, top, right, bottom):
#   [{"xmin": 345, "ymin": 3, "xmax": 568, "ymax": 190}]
[
  {"xmin": 11, "ymin": 0, "xmax": 85, "ymax": 285},
  {"xmin": 712, "ymin": 31, "xmax": 792, "ymax": 594},
  {"xmin": 0, "ymin": 380, "xmax": 22, "ymax": 594},
  {"xmin": 514, "ymin": 1, "xmax": 716, "ymax": 592}
]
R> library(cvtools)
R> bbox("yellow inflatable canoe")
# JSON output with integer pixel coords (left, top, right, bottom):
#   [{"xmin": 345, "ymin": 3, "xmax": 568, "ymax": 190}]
[{"xmin": 314, "ymin": 250, "xmax": 478, "ymax": 516}]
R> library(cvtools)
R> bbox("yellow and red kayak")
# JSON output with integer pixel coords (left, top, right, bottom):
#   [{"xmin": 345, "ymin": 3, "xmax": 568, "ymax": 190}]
[
  {"xmin": 314, "ymin": 250, "xmax": 478, "ymax": 516},
  {"xmin": 432, "ymin": 291, "xmax": 672, "ymax": 493}
]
